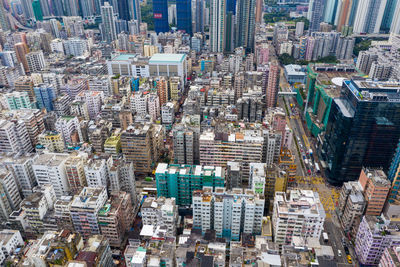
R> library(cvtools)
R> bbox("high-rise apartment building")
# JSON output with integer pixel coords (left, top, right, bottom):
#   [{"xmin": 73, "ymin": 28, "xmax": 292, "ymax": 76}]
[
  {"xmin": 380, "ymin": 0, "xmax": 397, "ymax": 32},
  {"xmin": 249, "ymin": 163, "xmax": 266, "ymax": 195},
  {"xmin": 75, "ymin": 235, "xmax": 114, "ymax": 266},
  {"xmin": 141, "ymin": 196, "xmax": 178, "ymax": 236},
  {"xmin": 153, "ymin": 0, "xmax": 169, "ymax": 33},
  {"xmin": 358, "ymin": 168, "xmax": 391, "ymax": 215},
  {"xmin": 32, "ymin": 152, "xmax": 69, "ymax": 197},
  {"xmin": 63, "ymin": 38, "xmax": 88, "ymax": 57},
  {"xmin": 14, "ymin": 42, "xmax": 29, "ymax": 73},
  {"xmin": 235, "ymin": 0, "xmax": 256, "ymax": 52},
  {"xmin": 1, "ymin": 153, "xmax": 38, "ymax": 197},
  {"xmin": 64, "ymin": 154, "xmax": 87, "ymax": 194},
  {"xmin": 155, "ymin": 163, "xmax": 225, "ymax": 205},
  {"xmin": 379, "ymin": 246, "xmax": 400, "ymax": 266},
  {"xmin": 308, "ymin": 0, "xmax": 326, "ymax": 32},
  {"xmin": 84, "ymin": 158, "xmax": 110, "ymax": 188},
  {"xmin": 0, "ymin": 169, "xmax": 22, "ymax": 216},
  {"xmin": 38, "ymin": 131, "xmax": 65, "ymax": 152},
  {"xmin": 130, "ymin": 0, "xmax": 141, "ymax": 23},
  {"xmin": 70, "ymin": 187, "xmax": 108, "ymax": 240},
  {"xmin": 337, "ymin": 181, "xmax": 366, "ymax": 234},
  {"xmin": 26, "ymin": 51, "xmax": 46, "ymax": 72},
  {"xmin": 121, "ymin": 123, "xmax": 154, "ymax": 174},
  {"xmin": 156, "ymin": 76, "xmax": 169, "ymax": 107},
  {"xmin": 15, "ymin": 76, "xmax": 35, "ymax": 103},
  {"xmin": 272, "ymin": 190, "xmax": 326, "ymax": 245},
  {"xmin": 5, "ymin": 92, "xmax": 34, "ymax": 110},
  {"xmin": 353, "ymin": 0, "xmax": 387, "ymax": 33},
  {"xmin": 108, "ymin": 160, "xmax": 137, "ymax": 205},
  {"xmin": 32, "ymin": 0, "xmax": 43, "ymax": 21},
  {"xmin": 34, "ymin": 84, "xmax": 56, "ymax": 112},
  {"xmin": 193, "ymin": 187, "xmax": 265, "ymax": 240},
  {"xmin": 177, "ymin": 0, "xmax": 192, "ymax": 35},
  {"xmin": 355, "ymin": 215, "xmax": 400, "ymax": 265},
  {"xmin": 194, "ymin": 0, "xmax": 204, "ymax": 33},
  {"xmin": 321, "ymin": 79, "xmax": 400, "ymax": 184},
  {"xmin": 266, "ymin": 62, "xmax": 280, "ymax": 108},
  {"xmin": 255, "ymin": 0, "xmax": 263, "ymax": 23},
  {"xmin": 20, "ymin": 185, "xmax": 56, "ymax": 234},
  {"xmin": 335, "ymin": 0, "xmax": 352, "ymax": 32},
  {"xmin": 75, "ymin": 91, "xmax": 103, "ymax": 120},
  {"xmin": 199, "ymin": 130, "xmax": 264, "ymax": 182},
  {"xmin": 0, "ymin": 119, "xmax": 32, "ymax": 154},
  {"xmin": 210, "ymin": 0, "xmax": 226, "ymax": 52},
  {"xmin": 101, "ymin": 2, "xmax": 117, "ymax": 42},
  {"xmin": 80, "ymin": 0, "xmax": 96, "ymax": 17},
  {"xmin": 173, "ymin": 128, "xmax": 197, "ymax": 165},
  {"xmin": 0, "ymin": 2, "xmax": 10, "ymax": 31},
  {"xmin": 226, "ymin": 161, "xmax": 242, "ymax": 189},
  {"xmin": 169, "ymin": 76, "xmax": 181, "ymax": 101},
  {"xmin": 55, "ymin": 116, "xmax": 83, "ymax": 145},
  {"xmin": 98, "ymin": 191, "xmax": 133, "ymax": 248},
  {"xmin": 390, "ymin": 0, "xmax": 400, "ymax": 34}
]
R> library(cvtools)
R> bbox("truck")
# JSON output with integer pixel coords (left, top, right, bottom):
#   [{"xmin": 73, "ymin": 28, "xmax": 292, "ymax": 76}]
[{"xmin": 323, "ymin": 232, "xmax": 329, "ymax": 242}]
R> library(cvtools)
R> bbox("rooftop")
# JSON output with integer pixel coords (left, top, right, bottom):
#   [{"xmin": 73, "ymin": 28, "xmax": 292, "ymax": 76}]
[
  {"xmin": 364, "ymin": 168, "xmax": 391, "ymax": 187},
  {"xmin": 345, "ymin": 79, "xmax": 400, "ymax": 102},
  {"xmin": 149, "ymin": 53, "xmax": 186, "ymax": 63},
  {"xmin": 111, "ymin": 54, "xmax": 139, "ymax": 61},
  {"xmin": 33, "ymin": 153, "xmax": 69, "ymax": 166},
  {"xmin": 0, "ymin": 230, "xmax": 20, "ymax": 245},
  {"xmin": 285, "ymin": 64, "xmax": 305, "ymax": 76},
  {"xmin": 275, "ymin": 190, "xmax": 326, "ymax": 218}
]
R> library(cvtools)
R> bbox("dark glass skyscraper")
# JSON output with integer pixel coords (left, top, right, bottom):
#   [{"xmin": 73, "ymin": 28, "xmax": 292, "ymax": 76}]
[
  {"xmin": 321, "ymin": 78, "xmax": 400, "ymax": 185},
  {"xmin": 153, "ymin": 0, "xmax": 169, "ymax": 33},
  {"xmin": 226, "ymin": 0, "xmax": 236, "ymax": 14},
  {"xmin": 118, "ymin": 0, "xmax": 130, "ymax": 21},
  {"xmin": 177, "ymin": 0, "xmax": 192, "ymax": 35},
  {"xmin": 194, "ymin": 0, "xmax": 204, "ymax": 33}
]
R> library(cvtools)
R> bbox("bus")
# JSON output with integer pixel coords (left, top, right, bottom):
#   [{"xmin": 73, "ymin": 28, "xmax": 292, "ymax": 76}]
[{"xmin": 315, "ymin": 163, "xmax": 320, "ymax": 173}]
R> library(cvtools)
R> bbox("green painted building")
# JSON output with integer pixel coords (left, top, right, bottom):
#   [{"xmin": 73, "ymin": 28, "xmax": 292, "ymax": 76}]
[
  {"xmin": 303, "ymin": 63, "xmax": 362, "ymax": 137},
  {"xmin": 155, "ymin": 163, "xmax": 225, "ymax": 206},
  {"xmin": 5, "ymin": 91, "xmax": 34, "ymax": 110},
  {"xmin": 32, "ymin": 0, "xmax": 43, "ymax": 21}
]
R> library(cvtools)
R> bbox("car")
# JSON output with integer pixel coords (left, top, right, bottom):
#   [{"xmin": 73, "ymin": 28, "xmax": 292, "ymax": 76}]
[
  {"xmin": 338, "ymin": 250, "xmax": 342, "ymax": 257},
  {"xmin": 308, "ymin": 170, "xmax": 311, "ymax": 175},
  {"xmin": 347, "ymin": 255, "xmax": 352, "ymax": 264},
  {"xmin": 344, "ymin": 246, "xmax": 349, "ymax": 255}
]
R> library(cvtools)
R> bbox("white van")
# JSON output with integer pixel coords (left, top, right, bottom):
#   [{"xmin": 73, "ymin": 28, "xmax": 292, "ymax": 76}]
[{"xmin": 338, "ymin": 250, "xmax": 342, "ymax": 257}]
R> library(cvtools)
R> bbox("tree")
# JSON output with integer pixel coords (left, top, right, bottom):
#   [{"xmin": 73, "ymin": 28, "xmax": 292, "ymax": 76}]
[
  {"xmin": 141, "ymin": 0, "xmax": 154, "ymax": 31},
  {"xmin": 354, "ymin": 38, "xmax": 371, "ymax": 56},
  {"xmin": 315, "ymin": 55, "xmax": 338, "ymax": 63},
  {"xmin": 278, "ymin": 53, "xmax": 296, "ymax": 65}
]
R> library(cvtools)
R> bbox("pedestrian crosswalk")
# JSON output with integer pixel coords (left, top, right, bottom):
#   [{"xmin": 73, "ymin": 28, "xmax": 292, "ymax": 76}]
[{"xmin": 291, "ymin": 176, "xmax": 339, "ymax": 219}]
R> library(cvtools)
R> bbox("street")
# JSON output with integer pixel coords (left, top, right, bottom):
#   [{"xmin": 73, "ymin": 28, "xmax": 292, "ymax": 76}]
[{"xmin": 277, "ymin": 66, "xmax": 357, "ymax": 266}]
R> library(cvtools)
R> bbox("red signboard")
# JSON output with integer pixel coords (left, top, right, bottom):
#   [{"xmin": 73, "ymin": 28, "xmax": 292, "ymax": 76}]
[{"xmin": 154, "ymin": 13, "xmax": 163, "ymax": 19}]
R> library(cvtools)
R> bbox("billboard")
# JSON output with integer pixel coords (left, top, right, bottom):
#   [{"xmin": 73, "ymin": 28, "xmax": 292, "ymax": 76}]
[{"xmin": 154, "ymin": 13, "xmax": 163, "ymax": 19}]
